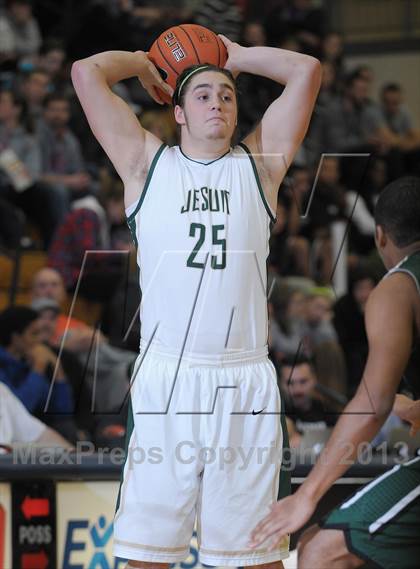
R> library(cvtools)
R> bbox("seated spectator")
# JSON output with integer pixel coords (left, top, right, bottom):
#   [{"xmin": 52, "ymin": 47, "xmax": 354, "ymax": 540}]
[
  {"xmin": 236, "ymin": 19, "xmax": 282, "ymax": 139},
  {"xmin": 48, "ymin": 185, "xmax": 126, "ymax": 295},
  {"xmin": 264, "ymin": 0, "xmax": 324, "ymax": 54},
  {"xmin": 242, "ymin": 20, "xmax": 266, "ymax": 47},
  {"xmin": 279, "ymin": 354, "xmax": 338, "ymax": 436},
  {"xmin": 379, "ymin": 82, "xmax": 420, "ymax": 175},
  {"xmin": 334, "ymin": 268, "xmax": 377, "ymax": 397},
  {"xmin": 269, "ymin": 283, "xmax": 306, "ymax": 363},
  {"xmin": 0, "ymin": 382, "xmax": 72, "ymax": 448},
  {"xmin": 358, "ymin": 157, "xmax": 388, "ymax": 216},
  {"xmin": 0, "ymin": 88, "xmax": 66, "ymax": 247},
  {"xmin": 321, "ymin": 31, "xmax": 346, "ymax": 87},
  {"xmin": 194, "ymin": 0, "xmax": 243, "ymax": 42},
  {"xmin": 31, "ymin": 268, "xmax": 135, "ymax": 414},
  {"xmin": 0, "ymin": 0, "xmax": 41, "ymax": 67},
  {"xmin": 269, "ymin": 180, "xmax": 311, "ymax": 278},
  {"xmin": 318, "ymin": 155, "xmax": 375, "ymax": 256},
  {"xmin": 308, "ymin": 71, "xmax": 394, "ymax": 186},
  {"xmin": 38, "ymin": 93, "xmax": 93, "ymax": 217},
  {"xmin": 32, "ymin": 296, "xmax": 127, "ymax": 448},
  {"xmin": 18, "ymin": 68, "xmax": 50, "ymax": 125},
  {"xmin": 0, "ymin": 195, "xmax": 24, "ymax": 248},
  {"xmin": 299, "ymin": 157, "xmax": 347, "ymax": 282},
  {"xmin": 36, "ymin": 38, "xmax": 68, "ymax": 93},
  {"xmin": 0, "ymin": 305, "xmax": 76, "ymax": 440},
  {"xmin": 137, "ymin": 109, "xmax": 176, "ymax": 146},
  {"xmin": 318, "ymin": 60, "xmax": 338, "ymax": 105},
  {"xmin": 301, "ymin": 288, "xmax": 337, "ymax": 351}
]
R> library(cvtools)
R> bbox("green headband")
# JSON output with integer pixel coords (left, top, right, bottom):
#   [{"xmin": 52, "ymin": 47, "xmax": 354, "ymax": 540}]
[{"xmin": 173, "ymin": 64, "xmax": 213, "ymax": 105}]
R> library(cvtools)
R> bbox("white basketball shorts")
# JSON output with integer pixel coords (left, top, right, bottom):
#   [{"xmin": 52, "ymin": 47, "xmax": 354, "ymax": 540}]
[{"xmin": 113, "ymin": 343, "xmax": 290, "ymax": 566}]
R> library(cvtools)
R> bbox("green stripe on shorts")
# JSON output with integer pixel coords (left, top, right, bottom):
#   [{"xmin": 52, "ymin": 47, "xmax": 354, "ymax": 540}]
[{"xmin": 321, "ymin": 456, "xmax": 420, "ymax": 568}]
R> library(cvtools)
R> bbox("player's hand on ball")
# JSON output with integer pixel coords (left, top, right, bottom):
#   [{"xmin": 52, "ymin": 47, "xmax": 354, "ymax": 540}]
[
  {"xmin": 218, "ymin": 34, "xmax": 243, "ymax": 79},
  {"xmin": 136, "ymin": 51, "xmax": 174, "ymax": 105},
  {"xmin": 248, "ymin": 491, "xmax": 317, "ymax": 550}
]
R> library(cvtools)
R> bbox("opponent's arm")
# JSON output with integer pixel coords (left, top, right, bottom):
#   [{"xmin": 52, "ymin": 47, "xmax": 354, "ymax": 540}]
[
  {"xmin": 249, "ymin": 272, "xmax": 415, "ymax": 548},
  {"xmin": 71, "ymin": 50, "xmax": 173, "ymax": 205},
  {"xmin": 221, "ymin": 36, "xmax": 321, "ymax": 193}
]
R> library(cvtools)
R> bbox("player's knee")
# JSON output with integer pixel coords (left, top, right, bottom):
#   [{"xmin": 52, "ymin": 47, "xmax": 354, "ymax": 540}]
[
  {"xmin": 297, "ymin": 525, "xmax": 323, "ymax": 567},
  {"xmin": 298, "ymin": 528, "xmax": 362, "ymax": 569}
]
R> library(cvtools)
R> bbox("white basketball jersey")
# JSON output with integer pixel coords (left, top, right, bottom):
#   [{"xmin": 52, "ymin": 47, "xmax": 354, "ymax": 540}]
[{"xmin": 126, "ymin": 143, "xmax": 276, "ymax": 356}]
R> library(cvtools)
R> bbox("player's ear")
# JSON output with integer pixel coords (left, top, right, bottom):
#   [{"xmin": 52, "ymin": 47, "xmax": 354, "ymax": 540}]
[
  {"xmin": 375, "ymin": 225, "xmax": 387, "ymax": 248},
  {"xmin": 174, "ymin": 104, "xmax": 186, "ymax": 126}
]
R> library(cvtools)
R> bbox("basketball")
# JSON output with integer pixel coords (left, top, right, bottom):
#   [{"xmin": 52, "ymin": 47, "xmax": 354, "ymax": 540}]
[{"xmin": 148, "ymin": 24, "xmax": 228, "ymax": 104}]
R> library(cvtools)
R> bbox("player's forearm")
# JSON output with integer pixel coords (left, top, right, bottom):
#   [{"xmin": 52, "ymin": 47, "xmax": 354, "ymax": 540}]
[
  {"xmin": 72, "ymin": 50, "xmax": 147, "ymax": 87},
  {"xmin": 234, "ymin": 46, "xmax": 321, "ymax": 87},
  {"xmin": 299, "ymin": 393, "xmax": 390, "ymax": 503}
]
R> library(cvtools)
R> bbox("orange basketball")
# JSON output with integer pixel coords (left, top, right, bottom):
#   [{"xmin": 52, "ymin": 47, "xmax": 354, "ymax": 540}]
[{"xmin": 148, "ymin": 24, "xmax": 228, "ymax": 104}]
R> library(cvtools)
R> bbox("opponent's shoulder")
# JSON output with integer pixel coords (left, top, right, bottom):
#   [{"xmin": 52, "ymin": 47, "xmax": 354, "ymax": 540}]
[{"xmin": 367, "ymin": 270, "xmax": 418, "ymax": 320}]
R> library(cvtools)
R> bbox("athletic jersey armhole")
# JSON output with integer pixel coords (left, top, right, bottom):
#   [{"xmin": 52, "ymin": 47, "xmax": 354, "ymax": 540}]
[
  {"xmin": 388, "ymin": 269, "xmax": 420, "ymax": 295},
  {"xmin": 126, "ymin": 143, "xmax": 167, "ymax": 222},
  {"xmin": 238, "ymin": 142, "xmax": 277, "ymax": 224}
]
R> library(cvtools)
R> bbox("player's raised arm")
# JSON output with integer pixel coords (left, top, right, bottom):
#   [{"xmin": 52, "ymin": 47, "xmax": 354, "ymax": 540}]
[
  {"xmin": 71, "ymin": 51, "xmax": 173, "ymax": 205},
  {"xmin": 220, "ymin": 36, "xmax": 321, "ymax": 190}
]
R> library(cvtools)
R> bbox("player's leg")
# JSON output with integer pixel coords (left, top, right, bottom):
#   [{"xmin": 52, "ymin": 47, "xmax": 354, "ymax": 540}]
[
  {"xmin": 198, "ymin": 356, "xmax": 290, "ymax": 567},
  {"xmin": 125, "ymin": 563, "xmax": 170, "ymax": 569},
  {"xmin": 307, "ymin": 456, "xmax": 420, "ymax": 569},
  {"xmin": 249, "ymin": 561, "xmax": 285, "ymax": 568},
  {"xmin": 298, "ymin": 525, "xmax": 363, "ymax": 568},
  {"xmin": 113, "ymin": 352, "xmax": 200, "ymax": 565}
]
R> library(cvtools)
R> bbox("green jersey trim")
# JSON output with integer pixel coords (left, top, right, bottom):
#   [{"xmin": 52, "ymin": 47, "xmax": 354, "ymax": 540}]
[
  {"xmin": 179, "ymin": 146, "xmax": 231, "ymax": 166},
  {"xmin": 126, "ymin": 143, "xmax": 167, "ymax": 223},
  {"xmin": 238, "ymin": 142, "xmax": 276, "ymax": 224},
  {"xmin": 386, "ymin": 250, "xmax": 420, "ymax": 295}
]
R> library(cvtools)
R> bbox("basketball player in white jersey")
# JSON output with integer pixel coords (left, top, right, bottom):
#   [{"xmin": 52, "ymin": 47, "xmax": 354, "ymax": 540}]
[{"xmin": 71, "ymin": 34, "xmax": 321, "ymax": 568}]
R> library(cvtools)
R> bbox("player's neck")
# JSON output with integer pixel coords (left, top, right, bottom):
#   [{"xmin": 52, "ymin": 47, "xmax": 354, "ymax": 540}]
[
  {"xmin": 391, "ymin": 242, "xmax": 420, "ymax": 267},
  {"xmin": 180, "ymin": 138, "xmax": 231, "ymax": 161}
]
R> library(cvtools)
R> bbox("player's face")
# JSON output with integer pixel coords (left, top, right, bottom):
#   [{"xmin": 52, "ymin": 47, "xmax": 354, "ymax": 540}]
[{"xmin": 177, "ymin": 71, "xmax": 237, "ymax": 142}]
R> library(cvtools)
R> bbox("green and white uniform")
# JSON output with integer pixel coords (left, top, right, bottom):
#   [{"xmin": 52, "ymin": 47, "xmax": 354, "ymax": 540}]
[
  {"xmin": 113, "ymin": 144, "xmax": 290, "ymax": 566},
  {"xmin": 322, "ymin": 251, "xmax": 420, "ymax": 569}
]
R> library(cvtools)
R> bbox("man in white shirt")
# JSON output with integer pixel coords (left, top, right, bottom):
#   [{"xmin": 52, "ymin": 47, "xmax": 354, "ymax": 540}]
[{"xmin": 0, "ymin": 383, "xmax": 71, "ymax": 447}]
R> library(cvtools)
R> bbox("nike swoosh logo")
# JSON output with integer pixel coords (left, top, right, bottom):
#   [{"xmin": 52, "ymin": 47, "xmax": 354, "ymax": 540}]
[{"xmin": 251, "ymin": 407, "xmax": 266, "ymax": 415}]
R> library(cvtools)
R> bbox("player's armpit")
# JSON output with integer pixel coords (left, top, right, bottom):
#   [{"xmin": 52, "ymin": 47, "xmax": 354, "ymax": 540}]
[
  {"xmin": 243, "ymin": 54, "xmax": 321, "ymax": 188},
  {"xmin": 71, "ymin": 53, "xmax": 162, "ymax": 195}
]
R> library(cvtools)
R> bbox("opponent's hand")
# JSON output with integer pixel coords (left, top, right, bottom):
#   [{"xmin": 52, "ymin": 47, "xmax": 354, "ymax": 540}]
[
  {"xmin": 248, "ymin": 491, "xmax": 317, "ymax": 550},
  {"xmin": 218, "ymin": 34, "xmax": 244, "ymax": 79},
  {"xmin": 137, "ymin": 52, "xmax": 174, "ymax": 105},
  {"xmin": 393, "ymin": 394, "xmax": 420, "ymax": 436}
]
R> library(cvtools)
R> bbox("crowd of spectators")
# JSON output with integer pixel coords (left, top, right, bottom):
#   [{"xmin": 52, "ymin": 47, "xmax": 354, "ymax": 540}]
[{"xmin": 1, "ymin": 0, "xmax": 419, "ymax": 452}]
